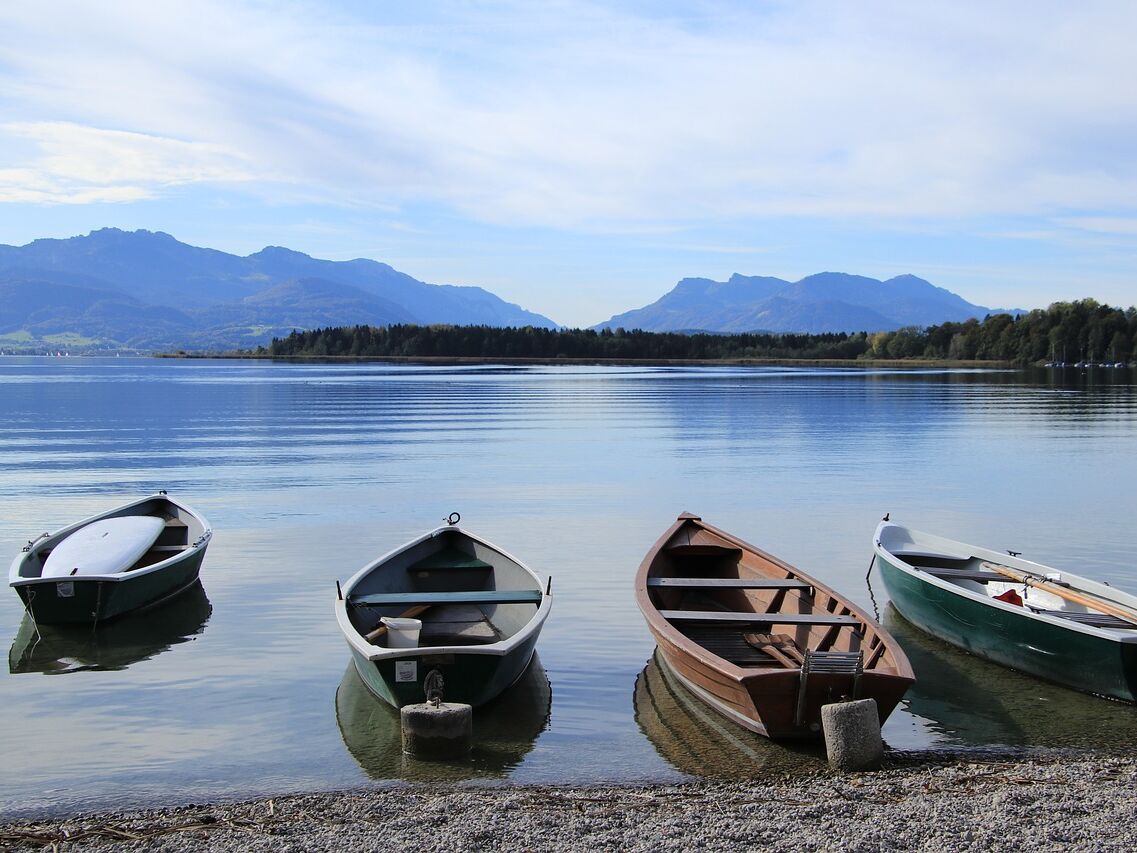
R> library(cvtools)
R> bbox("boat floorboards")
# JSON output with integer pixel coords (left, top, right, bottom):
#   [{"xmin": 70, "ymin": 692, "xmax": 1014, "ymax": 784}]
[{"xmin": 681, "ymin": 627, "xmax": 795, "ymax": 668}]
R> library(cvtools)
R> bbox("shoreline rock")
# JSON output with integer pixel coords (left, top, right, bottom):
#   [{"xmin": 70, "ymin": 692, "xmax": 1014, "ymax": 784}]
[{"xmin": 3, "ymin": 753, "xmax": 1135, "ymax": 851}]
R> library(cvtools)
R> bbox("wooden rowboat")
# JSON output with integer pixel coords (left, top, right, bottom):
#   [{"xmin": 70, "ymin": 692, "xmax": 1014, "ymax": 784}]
[
  {"xmin": 8, "ymin": 493, "xmax": 212, "ymax": 625},
  {"xmin": 874, "ymin": 518, "xmax": 1137, "ymax": 702},
  {"xmin": 636, "ymin": 513, "xmax": 914, "ymax": 739},
  {"xmin": 335, "ymin": 514, "xmax": 551, "ymax": 708}
]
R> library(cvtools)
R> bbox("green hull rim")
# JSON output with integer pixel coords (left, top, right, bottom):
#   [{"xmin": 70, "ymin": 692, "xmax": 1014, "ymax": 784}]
[{"xmin": 876, "ymin": 554, "xmax": 1137, "ymax": 702}]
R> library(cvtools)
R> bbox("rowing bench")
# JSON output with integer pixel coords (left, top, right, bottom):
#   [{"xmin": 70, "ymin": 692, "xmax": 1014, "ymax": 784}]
[
  {"xmin": 659, "ymin": 610, "xmax": 858, "ymax": 626},
  {"xmin": 648, "ymin": 577, "xmax": 812, "ymax": 590},
  {"xmin": 351, "ymin": 590, "xmax": 543, "ymax": 607}
]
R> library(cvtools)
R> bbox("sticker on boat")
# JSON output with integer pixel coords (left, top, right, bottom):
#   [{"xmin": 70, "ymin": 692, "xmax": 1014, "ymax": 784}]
[
  {"xmin": 42, "ymin": 516, "xmax": 166, "ymax": 578},
  {"xmin": 395, "ymin": 660, "xmax": 418, "ymax": 682}
]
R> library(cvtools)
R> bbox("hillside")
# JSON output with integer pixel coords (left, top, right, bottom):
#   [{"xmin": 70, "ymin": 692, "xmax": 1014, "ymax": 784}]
[{"xmin": 0, "ymin": 229, "xmax": 557, "ymax": 352}]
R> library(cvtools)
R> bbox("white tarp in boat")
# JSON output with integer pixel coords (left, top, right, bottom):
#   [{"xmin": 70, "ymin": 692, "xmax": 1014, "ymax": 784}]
[{"xmin": 42, "ymin": 516, "xmax": 166, "ymax": 578}]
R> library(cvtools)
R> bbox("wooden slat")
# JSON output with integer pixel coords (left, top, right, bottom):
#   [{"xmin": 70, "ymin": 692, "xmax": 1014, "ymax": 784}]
[
  {"xmin": 648, "ymin": 577, "xmax": 811, "ymax": 590},
  {"xmin": 352, "ymin": 589, "xmax": 542, "ymax": 607},
  {"xmin": 660, "ymin": 610, "xmax": 858, "ymax": 626}
]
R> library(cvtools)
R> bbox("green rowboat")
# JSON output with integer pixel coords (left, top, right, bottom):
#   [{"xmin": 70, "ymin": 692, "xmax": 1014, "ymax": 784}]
[
  {"xmin": 9, "ymin": 493, "xmax": 212, "ymax": 626},
  {"xmin": 873, "ymin": 519, "xmax": 1137, "ymax": 702},
  {"xmin": 335, "ymin": 514, "xmax": 551, "ymax": 708}
]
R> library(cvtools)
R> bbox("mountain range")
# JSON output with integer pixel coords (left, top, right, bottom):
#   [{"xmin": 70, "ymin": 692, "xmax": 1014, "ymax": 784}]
[
  {"xmin": 0, "ymin": 229, "xmax": 1018, "ymax": 353},
  {"xmin": 0, "ymin": 229, "xmax": 556, "ymax": 352},
  {"xmin": 593, "ymin": 272, "xmax": 1015, "ymax": 334}
]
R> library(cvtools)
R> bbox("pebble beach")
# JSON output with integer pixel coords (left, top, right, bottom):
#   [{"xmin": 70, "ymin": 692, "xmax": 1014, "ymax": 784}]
[{"xmin": 3, "ymin": 752, "xmax": 1135, "ymax": 852}]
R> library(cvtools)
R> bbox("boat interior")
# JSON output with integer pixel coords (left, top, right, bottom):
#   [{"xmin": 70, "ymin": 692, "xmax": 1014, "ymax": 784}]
[
  {"xmin": 19, "ymin": 501, "xmax": 198, "ymax": 580},
  {"xmin": 895, "ymin": 551, "xmax": 1135, "ymax": 629},
  {"xmin": 346, "ymin": 532, "xmax": 543, "ymax": 649},
  {"xmin": 649, "ymin": 525, "xmax": 896, "ymax": 674}
]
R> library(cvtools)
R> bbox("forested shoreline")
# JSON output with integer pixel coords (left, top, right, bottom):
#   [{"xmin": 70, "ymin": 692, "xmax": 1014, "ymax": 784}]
[{"xmin": 262, "ymin": 299, "xmax": 1135, "ymax": 364}]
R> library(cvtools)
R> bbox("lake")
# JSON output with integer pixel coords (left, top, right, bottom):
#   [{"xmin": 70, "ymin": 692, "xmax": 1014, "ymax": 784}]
[{"xmin": 1, "ymin": 358, "xmax": 1135, "ymax": 817}]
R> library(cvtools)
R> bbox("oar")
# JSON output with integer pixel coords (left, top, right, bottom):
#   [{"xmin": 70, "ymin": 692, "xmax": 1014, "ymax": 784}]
[{"xmin": 982, "ymin": 562, "xmax": 1137, "ymax": 627}]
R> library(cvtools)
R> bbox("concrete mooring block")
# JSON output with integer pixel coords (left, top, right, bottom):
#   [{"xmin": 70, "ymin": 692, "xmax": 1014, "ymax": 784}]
[
  {"xmin": 821, "ymin": 698, "xmax": 883, "ymax": 772},
  {"xmin": 400, "ymin": 701, "xmax": 473, "ymax": 759}
]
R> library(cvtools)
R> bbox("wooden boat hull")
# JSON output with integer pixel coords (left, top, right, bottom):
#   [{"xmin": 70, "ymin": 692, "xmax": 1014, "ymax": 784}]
[
  {"xmin": 646, "ymin": 611, "xmax": 911, "ymax": 739},
  {"xmin": 8, "ymin": 494, "xmax": 212, "ymax": 625},
  {"xmin": 874, "ymin": 522, "xmax": 1137, "ymax": 702},
  {"xmin": 336, "ymin": 520, "xmax": 551, "ymax": 709},
  {"xmin": 636, "ymin": 513, "xmax": 914, "ymax": 739}
]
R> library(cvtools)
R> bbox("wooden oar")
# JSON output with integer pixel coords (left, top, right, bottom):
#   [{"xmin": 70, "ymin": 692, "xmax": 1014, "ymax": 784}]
[
  {"xmin": 364, "ymin": 605, "xmax": 430, "ymax": 643},
  {"xmin": 982, "ymin": 562, "xmax": 1137, "ymax": 627}
]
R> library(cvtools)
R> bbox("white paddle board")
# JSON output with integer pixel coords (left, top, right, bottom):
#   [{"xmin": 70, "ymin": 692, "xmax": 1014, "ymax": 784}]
[{"xmin": 42, "ymin": 516, "xmax": 166, "ymax": 578}]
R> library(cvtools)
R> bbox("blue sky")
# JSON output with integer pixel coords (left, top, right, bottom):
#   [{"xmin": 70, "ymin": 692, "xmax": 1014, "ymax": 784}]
[{"xmin": 1, "ymin": 1, "xmax": 1135, "ymax": 328}]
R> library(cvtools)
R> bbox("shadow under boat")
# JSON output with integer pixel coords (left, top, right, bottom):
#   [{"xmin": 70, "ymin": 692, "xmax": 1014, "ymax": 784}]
[
  {"xmin": 633, "ymin": 650, "xmax": 826, "ymax": 779},
  {"xmin": 336, "ymin": 651, "xmax": 552, "ymax": 782},
  {"xmin": 885, "ymin": 604, "xmax": 1137, "ymax": 751},
  {"xmin": 8, "ymin": 581, "xmax": 212, "ymax": 675}
]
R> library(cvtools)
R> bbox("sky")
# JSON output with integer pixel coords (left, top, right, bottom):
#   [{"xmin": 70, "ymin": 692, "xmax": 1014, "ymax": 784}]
[{"xmin": 1, "ymin": 1, "xmax": 1135, "ymax": 328}]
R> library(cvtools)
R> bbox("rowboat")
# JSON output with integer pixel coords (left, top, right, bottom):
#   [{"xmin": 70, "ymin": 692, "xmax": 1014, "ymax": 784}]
[
  {"xmin": 635, "ymin": 513, "xmax": 914, "ymax": 739},
  {"xmin": 8, "ymin": 493, "xmax": 213, "ymax": 625},
  {"xmin": 873, "ymin": 518, "xmax": 1137, "ymax": 702},
  {"xmin": 335, "ymin": 514, "xmax": 551, "ymax": 708}
]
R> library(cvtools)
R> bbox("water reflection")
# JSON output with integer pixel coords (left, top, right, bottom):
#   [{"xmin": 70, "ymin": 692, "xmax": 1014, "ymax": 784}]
[
  {"xmin": 336, "ymin": 653, "xmax": 552, "ymax": 781},
  {"xmin": 8, "ymin": 582, "xmax": 212, "ymax": 674},
  {"xmin": 886, "ymin": 606, "xmax": 1137, "ymax": 751},
  {"xmin": 633, "ymin": 651, "xmax": 825, "ymax": 778}
]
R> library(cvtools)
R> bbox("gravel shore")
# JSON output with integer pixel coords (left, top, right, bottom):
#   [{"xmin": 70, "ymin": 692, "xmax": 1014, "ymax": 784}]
[{"xmin": 3, "ymin": 753, "xmax": 1135, "ymax": 852}]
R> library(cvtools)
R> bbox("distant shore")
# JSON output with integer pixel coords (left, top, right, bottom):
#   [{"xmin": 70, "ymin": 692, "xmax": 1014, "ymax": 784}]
[
  {"xmin": 3, "ymin": 751, "xmax": 1134, "ymax": 851},
  {"xmin": 157, "ymin": 352, "xmax": 1020, "ymax": 369}
]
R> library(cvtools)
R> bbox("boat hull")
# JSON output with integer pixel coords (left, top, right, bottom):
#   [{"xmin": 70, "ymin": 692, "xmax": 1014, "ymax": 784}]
[
  {"xmin": 649, "ymin": 620, "xmax": 910, "ymax": 739},
  {"xmin": 13, "ymin": 549, "xmax": 206, "ymax": 625},
  {"xmin": 876, "ymin": 551, "xmax": 1137, "ymax": 702},
  {"xmin": 349, "ymin": 633, "xmax": 541, "ymax": 708}
]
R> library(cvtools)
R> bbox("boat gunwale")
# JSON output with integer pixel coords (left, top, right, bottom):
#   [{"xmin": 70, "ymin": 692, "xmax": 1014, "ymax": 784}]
[
  {"xmin": 8, "ymin": 493, "xmax": 213, "ymax": 588},
  {"xmin": 873, "ymin": 519, "xmax": 1137, "ymax": 644},
  {"xmin": 335, "ymin": 523, "xmax": 551, "ymax": 663}
]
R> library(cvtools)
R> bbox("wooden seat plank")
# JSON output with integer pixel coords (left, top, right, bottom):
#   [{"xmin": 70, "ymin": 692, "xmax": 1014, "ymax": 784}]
[
  {"xmin": 660, "ymin": 609, "xmax": 858, "ymax": 626},
  {"xmin": 648, "ymin": 577, "xmax": 811, "ymax": 590}
]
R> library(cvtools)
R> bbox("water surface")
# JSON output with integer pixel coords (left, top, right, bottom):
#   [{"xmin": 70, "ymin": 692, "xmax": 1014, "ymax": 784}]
[{"xmin": 1, "ymin": 358, "xmax": 1135, "ymax": 816}]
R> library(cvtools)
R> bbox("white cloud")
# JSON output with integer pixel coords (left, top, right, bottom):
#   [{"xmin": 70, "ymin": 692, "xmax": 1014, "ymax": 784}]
[
  {"xmin": 0, "ymin": 0, "xmax": 1136, "ymax": 233},
  {"xmin": 0, "ymin": 122, "xmax": 255, "ymax": 203}
]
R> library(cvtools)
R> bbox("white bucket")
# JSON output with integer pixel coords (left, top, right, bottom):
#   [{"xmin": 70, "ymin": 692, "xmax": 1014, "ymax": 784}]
[{"xmin": 381, "ymin": 617, "xmax": 422, "ymax": 649}]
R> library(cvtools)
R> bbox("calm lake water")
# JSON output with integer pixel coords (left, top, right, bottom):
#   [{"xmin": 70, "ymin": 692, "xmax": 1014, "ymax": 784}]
[{"xmin": 2, "ymin": 358, "xmax": 1135, "ymax": 817}]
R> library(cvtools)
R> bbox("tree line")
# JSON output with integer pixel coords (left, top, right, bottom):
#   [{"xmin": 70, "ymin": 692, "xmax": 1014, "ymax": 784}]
[{"xmin": 262, "ymin": 299, "xmax": 1135, "ymax": 364}]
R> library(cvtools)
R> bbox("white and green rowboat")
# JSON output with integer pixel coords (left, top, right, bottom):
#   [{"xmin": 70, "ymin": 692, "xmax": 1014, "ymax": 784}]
[
  {"xmin": 335, "ymin": 514, "xmax": 551, "ymax": 708},
  {"xmin": 9, "ymin": 492, "xmax": 212, "ymax": 626},
  {"xmin": 873, "ymin": 518, "xmax": 1137, "ymax": 702}
]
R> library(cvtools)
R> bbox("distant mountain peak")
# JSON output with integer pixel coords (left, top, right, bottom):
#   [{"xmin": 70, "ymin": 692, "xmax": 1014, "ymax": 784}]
[
  {"xmin": 594, "ymin": 271, "xmax": 1006, "ymax": 334},
  {"xmin": 0, "ymin": 228, "xmax": 558, "ymax": 351}
]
